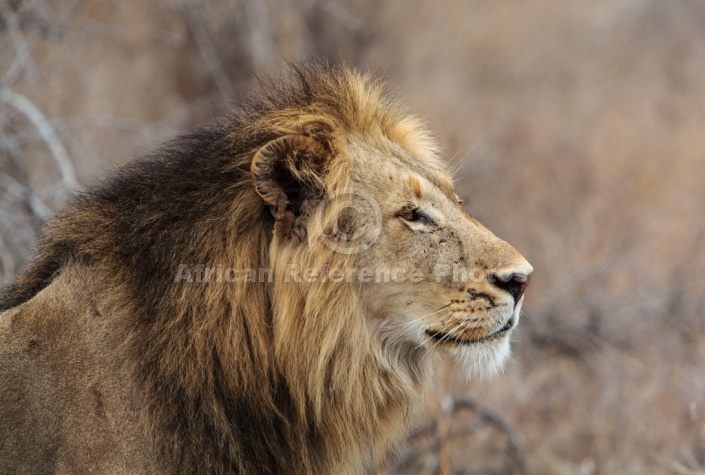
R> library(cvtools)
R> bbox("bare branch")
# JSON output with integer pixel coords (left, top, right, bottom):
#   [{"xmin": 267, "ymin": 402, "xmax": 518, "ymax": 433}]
[
  {"xmin": 0, "ymin": 173, "xmax": 52, "ymax": 222},
  {"xmin": 392, "ymin": 396, "xmax": 530, "ymax": 474},
  {"xmin": 241, "ymin": 0, "xmax": 274, "ymax": 71},
  {"xmin": 0, "ymin": 86, "xmax": 78, "ymax": 189},
  {"xmin": 0, "ymin": 232, "xmax": 16, "ymax": 281},
  {"xmin": 0, "ymin": 0, "xmax": 39, "ymax": 85},
  {"xmin": 175, "ymin": 0, "xmax": 235, "ymax": 100},
  {"xmin": 453, "ymin": 398, "xmax": 529, "ymax": 475},
  {"xmin": 389, "ymin": 420, "xmax": 487, "ymax": 474}
]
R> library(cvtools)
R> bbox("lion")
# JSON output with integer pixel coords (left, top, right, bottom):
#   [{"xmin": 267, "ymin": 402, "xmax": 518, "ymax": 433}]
[{"xmin": 0, "ymin": 64, "xmax": 532, "ymax": 474}]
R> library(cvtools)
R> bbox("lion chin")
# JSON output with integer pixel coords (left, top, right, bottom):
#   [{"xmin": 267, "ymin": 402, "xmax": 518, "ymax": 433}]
[
  {"xmin": 423, "ymin": 326, "xmax": 511, "ymax": 377},
  {"xmin": 0, "ymin": 63, "xmax": 532, "ymax": 475},
  {"xmin": 423, "ymin": 303, "xmax": 524, "ymax": 379}
]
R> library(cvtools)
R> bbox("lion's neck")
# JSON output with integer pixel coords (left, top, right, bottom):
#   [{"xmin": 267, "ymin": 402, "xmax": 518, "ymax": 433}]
[{"xmin": 267, "ymin": 271, "xmax": 431, "ymax": 472}]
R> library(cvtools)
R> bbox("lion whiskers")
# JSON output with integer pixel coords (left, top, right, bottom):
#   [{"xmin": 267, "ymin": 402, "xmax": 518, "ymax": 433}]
[
  {"xmin": 404, "ymin": 303, "xmax": 452, "ymax": 326},
  {"xmin": 417, "ymin": 315, "xmax": 468, "ymax": 352}
]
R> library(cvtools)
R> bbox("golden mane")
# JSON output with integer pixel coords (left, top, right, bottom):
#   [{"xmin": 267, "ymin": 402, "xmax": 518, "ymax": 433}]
[{"xmin": 0, "ymin": 64, "xmax": 444, "ymax": 474}]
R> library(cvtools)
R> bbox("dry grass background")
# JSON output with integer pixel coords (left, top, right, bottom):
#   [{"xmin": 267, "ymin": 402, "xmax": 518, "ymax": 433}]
[{"xmin": 1, "ymin": 1, "xmax": 704, "ymax": 473}]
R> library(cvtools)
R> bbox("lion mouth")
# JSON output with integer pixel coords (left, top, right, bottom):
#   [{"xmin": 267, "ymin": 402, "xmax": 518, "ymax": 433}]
[{"xmin": 425, "ymin": 317, "xmax": 514, "ymax": 345}]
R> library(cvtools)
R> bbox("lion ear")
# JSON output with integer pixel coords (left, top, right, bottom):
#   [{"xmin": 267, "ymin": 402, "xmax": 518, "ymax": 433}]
[{"xmin": 251, "ymin": 135, "xmax": 330, "ymax": 238}]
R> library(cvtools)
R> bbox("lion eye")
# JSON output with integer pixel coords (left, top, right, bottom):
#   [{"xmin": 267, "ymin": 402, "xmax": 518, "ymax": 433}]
[{"xmin": 399, "ymin": 208, "xmax": 426, "ymax": 223}]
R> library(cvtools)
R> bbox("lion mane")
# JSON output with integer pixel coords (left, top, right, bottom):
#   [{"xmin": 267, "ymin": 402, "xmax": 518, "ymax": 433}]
[{"xmin": 0, "ymin": 64, "xmax": 445, "ymax": 474}]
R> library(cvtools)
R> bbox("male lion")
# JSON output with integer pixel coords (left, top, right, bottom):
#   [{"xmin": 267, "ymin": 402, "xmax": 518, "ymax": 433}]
[{"xmin": 0, "ymin": 64, "xmax": 532, "ymax": 474}]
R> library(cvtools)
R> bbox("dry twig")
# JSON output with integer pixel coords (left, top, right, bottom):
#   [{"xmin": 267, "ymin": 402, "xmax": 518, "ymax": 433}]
[
  {"xmin": 0, "ymin": 233, "xmax": 16, "ymax": 280},
  {"xmin": 175, "ymin": 0, "xmax": 235, "ymax": 100},
  {"xmin": 0, "ymin": 173, "xmax": 52, "ymax": 222},
  {"xmin": 453, "ymin": 398, "xmax": 529, "ymax": 474},
  {"xmin": 239, "ymin": 0, "xmax": 274, "ymax": 72},
  {"xmin": 0, "ymin": 86, "xmax": 78, "ymax": 189},
  {"xmin": 0, "ymin": 0, "xmax": 39, "ymax": 85},
  {"xmin": 391, "ymin": 395, "xmax": 530, "ymax": 475}
]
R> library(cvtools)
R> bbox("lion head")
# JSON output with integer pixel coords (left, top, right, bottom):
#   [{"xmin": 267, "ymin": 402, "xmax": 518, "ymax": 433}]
[{"xmin": 0, "ymin": 64, "xmax": 531, "ymax": 474}]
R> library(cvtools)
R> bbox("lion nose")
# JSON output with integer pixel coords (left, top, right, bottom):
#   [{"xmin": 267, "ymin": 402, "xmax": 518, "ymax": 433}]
[{"xmin": 490, "ymin": 272, "xmax": 532, "ymax": 304}]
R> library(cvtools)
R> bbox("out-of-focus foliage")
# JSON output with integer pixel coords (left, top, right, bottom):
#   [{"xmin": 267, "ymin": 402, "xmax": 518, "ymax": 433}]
[{"xmin": 1, "ymin": 1, "xmax": 704, "ymax": 473}]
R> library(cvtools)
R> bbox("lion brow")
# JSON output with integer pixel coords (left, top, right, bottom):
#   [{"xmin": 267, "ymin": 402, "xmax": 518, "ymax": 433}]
[{"xmin": 389, "ymin": 151, "xmax": 455, "ymax": 196}]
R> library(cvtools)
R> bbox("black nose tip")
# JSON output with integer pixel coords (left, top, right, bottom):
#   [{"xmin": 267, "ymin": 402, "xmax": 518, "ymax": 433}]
[{"xmin": 490, "ymin": 272, "xmax": 532, "ymax": 303}]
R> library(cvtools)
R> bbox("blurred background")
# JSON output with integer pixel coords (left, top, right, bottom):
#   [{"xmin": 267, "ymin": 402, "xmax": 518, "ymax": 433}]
[{"xmin": 1, "ymin": 0, "xmax": 704, "ymax": 473}]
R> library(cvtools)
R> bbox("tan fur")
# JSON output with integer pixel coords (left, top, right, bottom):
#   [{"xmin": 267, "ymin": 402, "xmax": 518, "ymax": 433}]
[{"xmin": 0, "ymin": 64, "xmax": 532, "ymax": 474}]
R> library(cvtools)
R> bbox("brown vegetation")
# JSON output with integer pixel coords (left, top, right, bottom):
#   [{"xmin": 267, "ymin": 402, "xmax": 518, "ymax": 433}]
[{"xmin": 1, "ymin": 0, "xmax": 704, "ymax": 473}]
